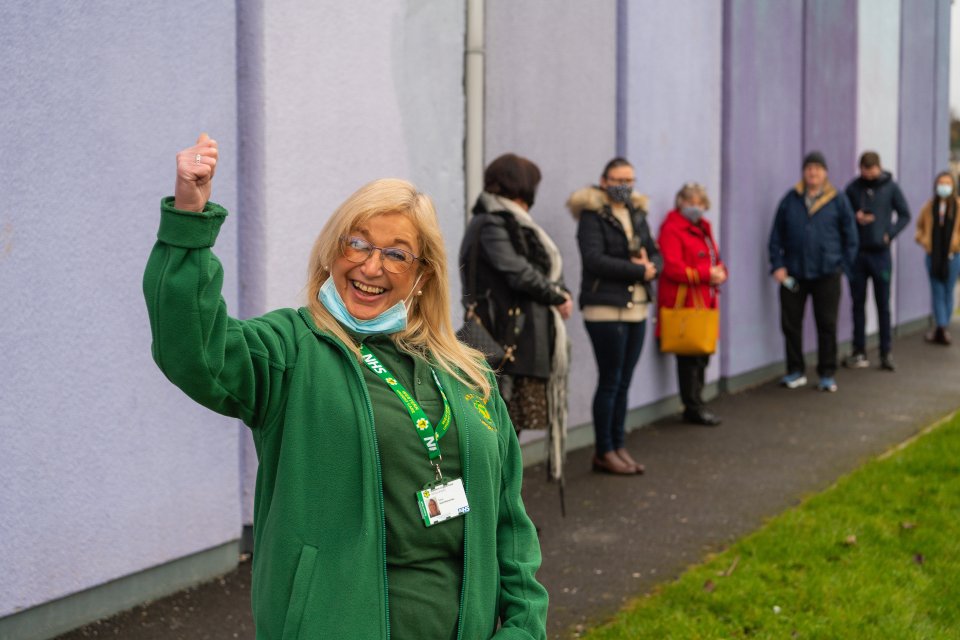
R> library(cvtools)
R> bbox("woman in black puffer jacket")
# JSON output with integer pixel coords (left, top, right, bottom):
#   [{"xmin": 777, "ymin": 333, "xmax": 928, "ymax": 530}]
[
  {"xmin": 567, "ymin": 157, "xmax": 661, "ymax": 476},
  {"xmin": 459, "ymin": 154, "xmax": 572, "ymax": 454}
]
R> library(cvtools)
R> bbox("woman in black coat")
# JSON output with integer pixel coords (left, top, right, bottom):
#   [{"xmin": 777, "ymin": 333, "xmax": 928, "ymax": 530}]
[
  {"xmin": 567, "ymin": 157, "xmax": 661, "ymax": 475},
  {"xmin": 459, "ymin": 153, "xmax": 572, "ymax": 440}
]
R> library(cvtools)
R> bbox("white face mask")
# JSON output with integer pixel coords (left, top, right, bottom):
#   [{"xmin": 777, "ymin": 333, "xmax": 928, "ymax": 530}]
[
  {"xmin": 936, "ymin": 184, "xmax": 953, "ymax": 199},
  {"xmin": 318, "ymin": 273, "xmax": 423, "ymax": 335}
]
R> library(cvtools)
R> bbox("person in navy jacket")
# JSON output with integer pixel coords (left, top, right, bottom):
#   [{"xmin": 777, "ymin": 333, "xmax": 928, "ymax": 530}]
[
  {"xmin": 842, "ymin": 151, "xmax": 911, "ymax": 371},
  {"xmin": 768, "ymin": 151, "xmax": 858, "ymax": 393}
]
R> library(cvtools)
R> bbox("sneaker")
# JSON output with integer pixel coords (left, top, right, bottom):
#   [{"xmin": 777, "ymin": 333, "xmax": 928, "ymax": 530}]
[
  {"xmin": 880, "ymin": 354, "xmax": 896, "ymax": 371},
  {"xmin": 780, "ymin": 372, "xmax": 808, "ymax": 389},
  {"xmin": 843, "ymin": 352, "xmax": 869, "ymax": 368},
  {"xmin": 817, "ymin": 376, "xmax": 838, "ymax": 392},
  {"xmin": 682, "ymin": 409, "xmax": 722, "ymax": 427}
]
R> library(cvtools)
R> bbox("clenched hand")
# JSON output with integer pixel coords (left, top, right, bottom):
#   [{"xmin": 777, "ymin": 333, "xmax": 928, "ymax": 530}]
[{"xmin": 174, "ymin": 133, "xmax": 219, "ymax": 212}]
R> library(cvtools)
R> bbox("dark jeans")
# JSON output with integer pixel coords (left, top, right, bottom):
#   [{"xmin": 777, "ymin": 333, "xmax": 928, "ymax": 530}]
[
  {"xmin": 676, "ymin": 354, "xmax": 710, "ymax": 413},
  {"xmin": 584, "ymin": 320, "xmax": 646, "ymax": 455},
  {"xmin": 850, "ymin": 249, "xmax": 892, "ymax": 355},
  {"xmin": 780, "ymin": 272, "xmax": 841, "ymax": 378}
]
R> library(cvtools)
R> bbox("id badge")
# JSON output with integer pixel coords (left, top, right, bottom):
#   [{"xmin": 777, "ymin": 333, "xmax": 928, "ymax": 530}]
[{"xmin": 417, "ymin": 478, "xmax": 470, "ymax": 527}]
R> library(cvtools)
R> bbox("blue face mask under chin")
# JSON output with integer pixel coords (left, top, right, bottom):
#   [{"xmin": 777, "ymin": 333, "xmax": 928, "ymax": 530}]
[{"xmin": 318, "ymin": 274, "xmax": 423, "ymax": 335}]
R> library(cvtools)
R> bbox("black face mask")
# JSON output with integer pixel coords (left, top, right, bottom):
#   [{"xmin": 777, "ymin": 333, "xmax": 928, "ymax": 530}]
[{"xmin": 606, "ymin": 184, "xmax": 632, "ymax": 204}]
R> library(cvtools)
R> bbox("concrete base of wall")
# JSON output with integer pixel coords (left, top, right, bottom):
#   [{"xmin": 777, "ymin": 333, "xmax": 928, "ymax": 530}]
[{"xmin": 0, "ymin": 541, "xmax": 239, "ymax": 640}]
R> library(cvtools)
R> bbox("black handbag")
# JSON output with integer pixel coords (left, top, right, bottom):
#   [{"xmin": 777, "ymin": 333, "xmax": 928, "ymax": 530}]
[
  {"xmin": 457, "ymin": 303, "xmax": 507, "ymax": 369},
  {"xmin": 457, "ymin": 236, "xmax": 515, "ymax": 370}
]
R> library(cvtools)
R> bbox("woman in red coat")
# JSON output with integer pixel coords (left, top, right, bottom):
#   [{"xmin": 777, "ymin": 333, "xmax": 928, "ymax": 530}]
[{"xmin": 657, "ymin": 183, "xmax": 727, "ymax": 425}]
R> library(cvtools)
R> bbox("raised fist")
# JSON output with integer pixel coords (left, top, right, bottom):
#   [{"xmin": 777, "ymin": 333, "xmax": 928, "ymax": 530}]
[{"xmin": 174, "ymin": 133, "xmax": 219, "ymax": 212}]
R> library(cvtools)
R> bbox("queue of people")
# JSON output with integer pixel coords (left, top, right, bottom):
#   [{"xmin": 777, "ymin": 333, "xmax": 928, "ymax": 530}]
[{"xmin": 145, "ymin": 136, "xmax": 957, "ymax": 637}]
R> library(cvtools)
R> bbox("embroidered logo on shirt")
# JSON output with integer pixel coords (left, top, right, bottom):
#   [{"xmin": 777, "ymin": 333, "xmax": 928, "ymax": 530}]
[{"xmin": 465, "ymin": 394, "xmax": 497, "ymax": 431}]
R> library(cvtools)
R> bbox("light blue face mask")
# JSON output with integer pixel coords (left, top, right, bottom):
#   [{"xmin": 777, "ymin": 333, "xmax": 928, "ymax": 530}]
[
  {"xmin": 318, "ymin": 273, "xmax": 423, "ymax": 335},
  {"xmin": 936, "ymin": 184, "xmax": 953, "ymax": 198}
]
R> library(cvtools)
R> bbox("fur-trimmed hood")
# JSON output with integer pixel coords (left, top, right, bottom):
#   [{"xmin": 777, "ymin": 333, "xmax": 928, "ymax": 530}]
[{"xmin": 566, "ymin": 185, "xmax": 650, "ymax": 220}]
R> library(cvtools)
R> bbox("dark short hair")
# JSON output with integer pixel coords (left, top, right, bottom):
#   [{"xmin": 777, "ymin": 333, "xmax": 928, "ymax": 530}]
[
  {"xmin": 484, "ymin": 153, "xmax": 541, "ymax": 207},
  {"xmin": 602, "ymin": 157, "xmax": 633, "ymax": 179},
  {"xmin": 859, "ymin": 151, "xmax": 881, "ymax": 169}
]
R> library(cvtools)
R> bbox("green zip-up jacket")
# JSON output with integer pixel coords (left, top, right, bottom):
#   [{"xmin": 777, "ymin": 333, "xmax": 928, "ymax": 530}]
[{"xmin": 143, "ymin": 198, "xmax": 548, "ymax": 639}]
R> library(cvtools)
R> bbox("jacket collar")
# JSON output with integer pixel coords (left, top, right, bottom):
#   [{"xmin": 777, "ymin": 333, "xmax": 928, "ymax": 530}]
[
  {"xmin": 565, "ymin": 185, "xmax": 650, "ymax": 220},
  {"xmin": 794, "ymin": 180, "xmax": 838, "ymax": 215}
]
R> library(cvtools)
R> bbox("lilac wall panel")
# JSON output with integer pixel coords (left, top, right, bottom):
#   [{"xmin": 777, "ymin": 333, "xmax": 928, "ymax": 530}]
[
  {"xmin": 0, "ymin": 1, "xmax": 240, "ymax": 617},
  {"xmin": 896, "ymin": 0, "xmax": 940, "ymax": 323},
  {"xmin": 803, "ymin": 0, "xmax": 859, "ymax": 350},
  {"xmin": 621, "ymin": 0, "xmax": 724, "ymax": 402},
  {"xmin": 720, "ymin": 0, "xmax": 805, "ymax": 378},
  {"xmin": 932, "ymin": 0, "xmax": 951, "ymax": 172},
  {"xmin": 804, "ymin": 0, "xmax": 859, "ymax": 181},
  {"xmin": 856, "ymin": 0, "xmax": 901, "ymax": 337}
]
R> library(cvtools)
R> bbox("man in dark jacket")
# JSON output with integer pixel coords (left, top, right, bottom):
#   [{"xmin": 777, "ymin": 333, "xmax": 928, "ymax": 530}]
[
  {"xmin": 842, "ymin": 151, "xmax": 910, "ymax": 371},
  {"xmin": 768, "ymin": 151, "xmax": 859, "ymax": 392}
]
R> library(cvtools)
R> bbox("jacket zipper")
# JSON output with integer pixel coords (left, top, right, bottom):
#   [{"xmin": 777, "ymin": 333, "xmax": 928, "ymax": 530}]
[
  {"xmin": 455, "ymin": 387, "xmax": 470, "ymax": 640},
  {"xmin": 356, "ymin": 360, "xmax": 390, "ymax": 640},
  {"xmin": 298, "ymin": 312, "xmax": 391, "ymax": 639}
]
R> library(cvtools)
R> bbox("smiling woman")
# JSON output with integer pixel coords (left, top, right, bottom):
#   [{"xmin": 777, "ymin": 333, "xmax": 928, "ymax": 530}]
[
  {"xmin": 328, "ymin": 215, "xmax": 426, "ymax": 322},
  {"xmin": 143, "ymin": 135, "xmax": 548, "ymax": 639}
]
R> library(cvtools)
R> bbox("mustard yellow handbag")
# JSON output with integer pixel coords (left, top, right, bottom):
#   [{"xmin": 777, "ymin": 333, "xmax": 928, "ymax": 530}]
[{"xmin": 659, "ymin": 269, "xmax": 719, "ymax": 356}]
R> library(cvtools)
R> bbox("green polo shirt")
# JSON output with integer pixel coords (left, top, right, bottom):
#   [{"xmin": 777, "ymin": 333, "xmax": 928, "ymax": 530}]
[{"xmin": 359, "ymin": 334, "xmax": 464, "ymax": 640}]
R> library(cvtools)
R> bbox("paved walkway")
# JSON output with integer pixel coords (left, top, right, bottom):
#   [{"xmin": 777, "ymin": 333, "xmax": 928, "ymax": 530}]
[{"xmin": 56, "ymin": 323, "xmax": 960, "ymax": 640}]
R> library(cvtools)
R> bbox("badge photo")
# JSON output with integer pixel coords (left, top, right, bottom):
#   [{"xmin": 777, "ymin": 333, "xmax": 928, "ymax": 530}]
[{"xmin": 417, "ymin": 478, "xmax": 470, "ymax": 527}]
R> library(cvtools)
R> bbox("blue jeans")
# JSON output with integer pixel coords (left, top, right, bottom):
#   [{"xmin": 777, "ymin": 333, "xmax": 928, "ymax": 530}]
[
  {"xmin": 850, "ymin": 250, "xmax": 892, "ymax": 355},
  {"xmin": 584, "ymin": 320, "xmax": 646, "ymax": 456},
  {"xmin": 926, "ymin": 253, "xmax": 960, "ymax": 328}
]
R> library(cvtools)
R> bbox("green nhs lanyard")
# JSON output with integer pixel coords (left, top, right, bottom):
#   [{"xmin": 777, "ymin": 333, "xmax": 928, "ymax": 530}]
[{"xmin": 358, "ymin": 344, "xmax": 452, "ymax": 481}]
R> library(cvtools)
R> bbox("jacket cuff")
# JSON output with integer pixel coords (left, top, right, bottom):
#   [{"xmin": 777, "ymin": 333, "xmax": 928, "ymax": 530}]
[
  {"xmin": 157, "ymin": 196, "xmax": 228, "ymax": 248},
  {"xmin": 548, "ymin": 283, "xmax": 568, "ymax": 305}
]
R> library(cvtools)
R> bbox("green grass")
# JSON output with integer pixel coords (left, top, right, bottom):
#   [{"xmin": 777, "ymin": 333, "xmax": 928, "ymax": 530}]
[{"xmin": 584, "ymin": 413, "xmax": 960, "ymax": 640}]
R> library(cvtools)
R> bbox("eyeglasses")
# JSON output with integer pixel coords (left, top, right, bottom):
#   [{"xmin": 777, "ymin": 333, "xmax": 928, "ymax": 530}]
[{"xmin": 339, "ymin": 236, "xmax": 424, "ymax": 273}]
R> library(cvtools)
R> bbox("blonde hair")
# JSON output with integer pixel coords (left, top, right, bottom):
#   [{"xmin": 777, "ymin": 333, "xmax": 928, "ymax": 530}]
[
  {"xmin": 305, "ymin": 178, "xmax": 492, "ymax": 399},
  {"xmin": 675, "ymin": 182, "xmax": 711, "ymax": 210}
]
